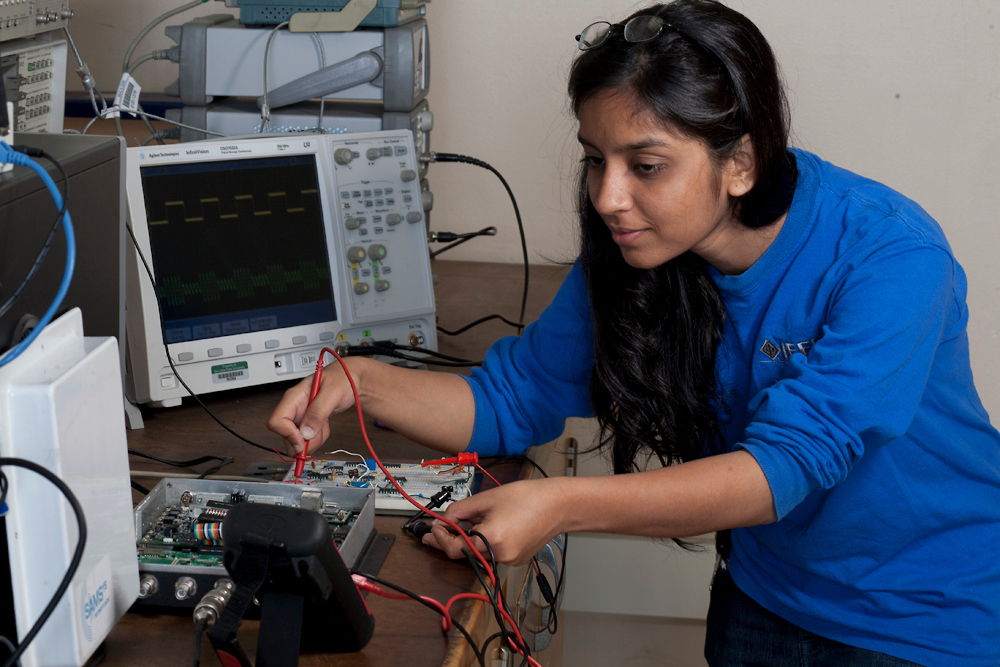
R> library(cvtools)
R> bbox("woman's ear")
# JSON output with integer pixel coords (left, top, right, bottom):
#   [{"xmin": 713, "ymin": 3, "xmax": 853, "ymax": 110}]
[{"xmin": 726, "ymin": 134, "xmax": 757, "ymax": 197}]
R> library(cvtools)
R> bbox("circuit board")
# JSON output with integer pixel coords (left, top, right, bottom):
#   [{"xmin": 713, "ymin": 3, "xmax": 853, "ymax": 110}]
[
  {"xmin": 133, "ymin": 479, "xmax": 375, "ymax": 610},
  {"xmin": 282, "ymin": 459, "xmax": 477, "ymax": 514},
  {"xmin": 136, "ymin": 489, "xmax": 362, "ymax": 569}
]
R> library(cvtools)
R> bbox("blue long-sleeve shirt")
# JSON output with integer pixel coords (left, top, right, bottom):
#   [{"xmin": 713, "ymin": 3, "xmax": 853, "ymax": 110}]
[{"xmin": 462, "ymin": 150, "xmax": 1000, "ymax": 666}]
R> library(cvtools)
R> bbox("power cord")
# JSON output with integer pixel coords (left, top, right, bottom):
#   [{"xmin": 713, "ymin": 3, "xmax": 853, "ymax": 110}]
[
  {"xmin": 127, "ymin": 449, "xmax": 234, "ymax": 479},
  {"xmin": 423, "ymin": 152, "xmax": 529, "ymax": 335},
  {"xmin": 436, "ymin": 313, "xmax": 525, "ymax": 337},
  {"xmin": 0, "ymin": 146, "xmax": 69, "ymax": 322},
  {"xmin": 0, "ymin": 459, "xmax": 87, "ymax": 667},
  {"xmin": 340, "ymin": 341, "xmax": 483, "ymax": 367}
]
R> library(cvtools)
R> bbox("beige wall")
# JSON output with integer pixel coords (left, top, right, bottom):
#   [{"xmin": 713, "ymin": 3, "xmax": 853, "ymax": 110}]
[{"xmin": 65, "ymin": 1, "xmax": 1000, "ymax": 415}]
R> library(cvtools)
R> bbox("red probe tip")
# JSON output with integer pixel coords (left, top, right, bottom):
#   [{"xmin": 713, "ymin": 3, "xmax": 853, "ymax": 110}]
[{"xmin": 420, "ymin": 452, "xmax": 478, "ymax": 468}]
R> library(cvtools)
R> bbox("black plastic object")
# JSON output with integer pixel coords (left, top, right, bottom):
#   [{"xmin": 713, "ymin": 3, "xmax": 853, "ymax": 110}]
[{"xmin": 207, "ymin": 503, "xmax": 374, "ymax": 666}]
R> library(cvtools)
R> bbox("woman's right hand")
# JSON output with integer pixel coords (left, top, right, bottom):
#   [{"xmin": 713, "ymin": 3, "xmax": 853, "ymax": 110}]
[{"xmin": 266, "ymin": 356, "xmax": 368, "ymax": 456}]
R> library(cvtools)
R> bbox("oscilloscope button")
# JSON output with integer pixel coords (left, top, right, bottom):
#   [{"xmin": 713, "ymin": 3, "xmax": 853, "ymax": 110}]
[
  {"xmin": 265, "ymin": 340, "xmax": 280, "ymax": 349},
  {"xmin": 368, "ymin": 244, "xmax": 387, "ymax": 261},
  {"xmin": 347, "ymin": 247, "xmax": 367, "ymax": 263},
  {"xmin": 292, "ymin": 336, "xmax": 308, "ymax": 345},
  {"xmin": 375, "ymin": 280, "xmax": 390, "ymax": 292},
  {"xmin": 406, "ymin": 212, "xmax": 423, "ymax": 224},
  {"xmin": 320, "ymin": 332, "xmax": 335, "ymax": 341},
  {"xmin": 400, "ymin": 170, "xmax": 417, "ymax": 182},
  {"xmin": 177, "ymin": 352, "xmax": 194, "ymax": 362},
  {"xmin": 237, "ymin": 344, "xmax": 252, "ymax": 353},
  {"xmin": 363, "ymin": 189, "xmax": 372, "ymax": 197},
  {"xmin": 386, "ymin": 214, "xmax": 403, "ymax": 225},
  {"xmin": 208, "ymin": 348, "xmax": 223, "ymax": 358},
  {"xmin": 374, "ymin": 189, "xmax": 383, "ymax": 196},
  {"xmin": 345, "ymin": 217, "xmax": 362, "ymax": 230},
  {"xmin": 385, "ymin": 188, "xmax": 394, "ymax": 195},
  {"xmin": 354, "ymin": 283, "xmax": 370, "ymax": 295},
  {"xmin": 366, "ymin": 148, "xmax": 382, "ymax": 161},
  {"xmin": 340, "ymin": 191, "xmax": 350, "ymax": 199}
]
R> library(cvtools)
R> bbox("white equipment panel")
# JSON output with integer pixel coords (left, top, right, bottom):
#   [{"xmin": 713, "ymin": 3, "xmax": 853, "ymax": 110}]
[{"xmin": 0, "ymin": 309, "xmax": 138, "ymax": 667}]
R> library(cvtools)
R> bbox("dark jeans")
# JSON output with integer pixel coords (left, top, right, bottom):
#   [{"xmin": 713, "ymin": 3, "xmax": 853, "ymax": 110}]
[{"xmin": 705, "ymin": 567, "xmax": 925, "ymax": 667}]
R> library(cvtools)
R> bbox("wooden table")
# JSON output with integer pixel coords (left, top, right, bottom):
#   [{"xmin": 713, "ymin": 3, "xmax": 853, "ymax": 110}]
[{"xmin": 110, "ymin": 259, "xmax": 570, "ymax": 667}]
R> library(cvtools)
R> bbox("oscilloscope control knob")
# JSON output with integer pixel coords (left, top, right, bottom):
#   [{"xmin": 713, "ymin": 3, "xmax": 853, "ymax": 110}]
[
  {"xmin": 386, "ymin": 213, "xmax": 403, "ymax": 225},
  {"xmin": 368, "ymin": 244, "xmax": 387, "ymax": 261},
  {"xmin": 417, "ymin": 110, "xmax": 434, "ymax": 132},
  {"xmin": 347, "ymin": 247, "xmax": 366, "ymax": 263},
  {"xmin": 400, "ymin": 170, "xmax": 416, "ymax": 182},
  {"xmin": 334, "ymin": 148, "xmax": 354, "ymax": 165},
  {"xmin": 345, "ymin": 217, "xmax": 362, "ymax": 230},
  {"xmin": 406, "ymin": 211, "xmax": 423, "ymax": 224},
  {"xmin": 374, "ymin": 280, "xmax": 390, "ymax": 292},
  {"xmin": 354, "ymin": 283, "xmax": 370, "ymax": 295},
  {"xmin": 366, "ymin": 147, "xmax": 382, "ymax": 161}
]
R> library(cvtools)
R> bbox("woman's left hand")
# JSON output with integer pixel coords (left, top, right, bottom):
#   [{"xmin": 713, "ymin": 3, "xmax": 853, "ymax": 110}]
[{"xmin": 423, "ymin": 478, "xmax": 568, "ymax": 566}]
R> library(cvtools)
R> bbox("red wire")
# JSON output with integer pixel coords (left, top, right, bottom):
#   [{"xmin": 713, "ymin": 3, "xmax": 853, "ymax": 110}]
[
  {"xmin": 474, "ymin": 464, "xmax": 502, "ymax": 489},
  {"xmin": 312, "ymin": 348, "xmax": 539, "ymax": 666}
]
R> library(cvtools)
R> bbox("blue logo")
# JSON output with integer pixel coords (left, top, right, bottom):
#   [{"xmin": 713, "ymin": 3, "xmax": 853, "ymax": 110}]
[
  {"xmin": 81, "ymin": 580, "xmax": 110, "ymax": 642},
  {"xmin": 138, "ymin": 153, "xmax": 146, "ymax": 160}
]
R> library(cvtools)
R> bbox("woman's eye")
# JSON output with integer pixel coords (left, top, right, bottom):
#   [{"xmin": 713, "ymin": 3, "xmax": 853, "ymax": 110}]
[
  {"xmin": 583, "ymin": 155, "xmax": 604, "ymax": 168},
  {"xmin": 635, "ymin": 163, "xmax": 663, "ymax": 174}
]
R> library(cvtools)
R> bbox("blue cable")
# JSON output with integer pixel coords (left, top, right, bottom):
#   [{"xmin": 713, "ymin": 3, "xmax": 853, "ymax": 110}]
[{"xmin": 0, "ymin": 143, "xmax": 76, "ymax": 368}]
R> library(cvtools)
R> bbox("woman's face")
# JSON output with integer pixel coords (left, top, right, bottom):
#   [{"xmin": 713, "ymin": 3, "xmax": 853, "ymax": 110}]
[{"xmin": 578, "ymin": 89, "xmax": 755, "ymax": 271}]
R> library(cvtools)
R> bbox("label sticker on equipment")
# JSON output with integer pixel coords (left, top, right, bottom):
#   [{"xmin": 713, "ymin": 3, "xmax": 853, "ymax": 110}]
[
  {"xmin": 112, "ymin": 73, "xmax": 142, "ymax": 118},
  {"xmin": 212, "ymin": 361, "xmax": 249, "ymax": 384}
]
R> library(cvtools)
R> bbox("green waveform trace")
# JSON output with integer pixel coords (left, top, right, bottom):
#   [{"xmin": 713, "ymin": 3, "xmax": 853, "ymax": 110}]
[{"xmin": 159, "ymin": 260, "xmax": 330, "ymax": 307}]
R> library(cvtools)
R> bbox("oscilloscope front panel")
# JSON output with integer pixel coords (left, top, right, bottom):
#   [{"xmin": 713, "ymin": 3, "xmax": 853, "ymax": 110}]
[{"xmin": 124, "ymin": 131, "xmax": 436, "ymax": 407}]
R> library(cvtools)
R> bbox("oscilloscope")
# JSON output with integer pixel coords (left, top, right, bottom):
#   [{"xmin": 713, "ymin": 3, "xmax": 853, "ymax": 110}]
[{"xmin": 124, "ymin": 129, "xmax": 436, "ymax": 408}]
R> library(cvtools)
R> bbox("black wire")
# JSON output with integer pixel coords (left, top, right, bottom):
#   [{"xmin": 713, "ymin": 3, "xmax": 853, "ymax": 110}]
[
  {"xmin": 429, "ymin": 226, "xmax": 497, "ymax": 260},
  {"xmin": 196, "ymin": 457, "xmax": 234, "ymax": 479},
  {"xmin": 127, "ymin": 449, "xmax": 230, "ymax": 468},
  {"xmin": 0, "ymin": 635, "xmax": 17, "ymax": 667},
  {"xmin": 434, "ymin": 153, "xmax": 528, "ymax": 336},
  {"xmin": 192, "ymin": 617, "xmax": 208, "ymax": 667},
  {"xmin": 436, "ymin": 314, "xmax": 525, "ymax": 337},
  {"xmin": 130, "ymin": 479, "xmax": 151, "ymax": 495},
  {"xmin": 126, "ymin": 224, "xmax": 274, "ymax": 454},
  {"xmin": 466, "ymin": 532, "xmax": 533, "ymax": 666},
  {"xmin": 358, "ymin": 574, "xmax": 485, "ymax": 667},
  {"xmin": 481, "ymin": 455, "xmax": 549, "ymax": 479},
  {"xmin": 365, "ymin": 343, "xmax": 480, "ymax": 365},
  {"xmin": 0, "ymin": 458, "xmax": 87, "ymax": 667},
  {"xmin": 0, "ymin": 148, "xmax": 70, "ymax": 321},
  {"xmin": 348, "ymin": 347, "xmax": 482, "ymax": 368}
]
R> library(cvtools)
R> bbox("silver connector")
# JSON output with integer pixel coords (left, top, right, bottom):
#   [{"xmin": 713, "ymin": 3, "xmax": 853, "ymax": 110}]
[
  {"xmin": 418, "ymin": 152, "xmax": 437, "ymax": 164},
  {"xmin": 193, "ymin": 578, "xmax": 235, "ymax": 625},
  {"xmin": 138, "ymin": 573, "xmax": 159, "ymax": 599},
  {"xmin": 174, "ymin": 576, "xmax": 198, "ymax": 601}
]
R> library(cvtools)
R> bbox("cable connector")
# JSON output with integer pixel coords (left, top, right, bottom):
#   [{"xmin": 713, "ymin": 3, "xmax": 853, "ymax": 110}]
[
  {"xmin": 421, "ymin": 452, "xmax": 478, "ymax": 468},
  {"xmin": 351, "ymin": 573, "xmax": 383, "ymax": 595},
  {"xmin": 75, "ymin": 63, "xmax": 97, "ymax": 94},
  {"xmin": 536, "ymin": 572, "xmax": 555, "ymax": 605},
  {"xmin": 419, "ymin": 151, "xmax": 437, "ymax": 164}
]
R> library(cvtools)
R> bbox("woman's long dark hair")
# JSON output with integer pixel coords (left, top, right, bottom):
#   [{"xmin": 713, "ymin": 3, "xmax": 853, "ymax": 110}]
[{"xmin": 569, "ymin": 0, "xmax": 797, "ymax": 472}]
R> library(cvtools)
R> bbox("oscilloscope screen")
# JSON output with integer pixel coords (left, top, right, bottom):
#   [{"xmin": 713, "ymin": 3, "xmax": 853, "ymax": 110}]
[{"xmin": 139, "ymin": 155, "xmax": 337, "ymax": 343}]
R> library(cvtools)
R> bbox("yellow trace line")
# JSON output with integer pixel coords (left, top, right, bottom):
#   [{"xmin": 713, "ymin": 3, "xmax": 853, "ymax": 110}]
[
  {"xmin": 164, "ymin": 200, "xmax": 185, "ymax": 206},
  {"xmin": 301, "ymin": 189, "xmax": 319, "ymax": 194},
  {"xmin": 253, "ymin": 210, "xmax": 272, "ymax": 216},
  {"xmin": 287, "ymin": 207, "xmax": 305, "ymax": 213},
  {"xmin": 148, "ymin": 220, "xmax": 168, "ymax": 226},
  {"xmin": 268, "ymin": 192, "xmax": 287, "ymax": 198},
  {"xmin": 200, "ymin": 197, "xmax": 220, "ymax": 203},
  {"xmin": 235, "ymin": 195, "xmax": 253, "ymax": 200},
  {"xmin": 185, "ymin": 217, "xmax": 205, "ymax": 222},
  {"xmin": 219, "ymin": 214, "xmax": 238, "ymax": 219}
]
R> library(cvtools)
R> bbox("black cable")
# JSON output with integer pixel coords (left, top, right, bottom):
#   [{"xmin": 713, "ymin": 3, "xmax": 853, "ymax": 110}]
[
  {"xmin": 359, "ymin": 574, "xmax": 485, "ymax": 667},
  {"xmin": 429, "ymin": 226, "xmax": 497, "ymax": 260},
  {"xmin": 437, "ymin": 314, "xmax": 525, "ymax": 337},
  {"xmin": 0, "ymin": 148, "xmax": 70, "ymax": 321},
  {"xmin": 0, "ymin": 458, "xmax": 87, "ymax": 667},
  {"xmin": 127, "ymin": 449, "xmax": 230, "ymax": 469},
  {"xmin": 0, "ymin": 635, "xmax": 17, "ymax": 667},
  {"xmin": 481, "ymin": 455, "xmax": 549, "ymax": 479},
  {"xmin": 130, "ymin": 479, "xmax": 151, "ymax": 495},
  {"xmin": 192, "ymin": 617, "xmax": 208, "ymax": 667},
  {"xmin": 433, "ymin": 153, "xmax": 529, "ymax": 335},
  {"xmin": 126, "ymin": 224, "xmax": 275, "ymax": 454},
  {"xmin": 196, "ymin": 457, "xmax": 234, "ymax": 479},
  {"xmin": 363, "ymin": 342, "xmax": 479, "ymax": 365},
  {"xmin": 346, "ymin": 347, "xmax": 482, "ymax": 368}
]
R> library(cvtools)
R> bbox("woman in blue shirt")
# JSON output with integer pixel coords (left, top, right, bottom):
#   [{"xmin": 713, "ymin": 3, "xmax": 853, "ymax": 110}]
[{"xmin": 269, "ymin": 2, "xmax": 1000, "ymax": 664}]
